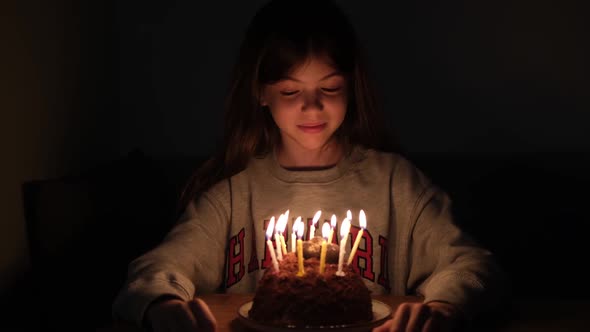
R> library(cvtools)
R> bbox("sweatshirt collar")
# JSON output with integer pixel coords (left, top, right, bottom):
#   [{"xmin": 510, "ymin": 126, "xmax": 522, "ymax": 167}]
[{"xmin": 263, "ymin": 145, "xmax": 365, "ymax": 183}]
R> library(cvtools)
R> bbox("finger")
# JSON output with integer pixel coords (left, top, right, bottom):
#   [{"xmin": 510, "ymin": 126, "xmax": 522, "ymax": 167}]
[
  {"xmin": 190, "ymin": 298, "xmax": 217, "ymax": 332},
  {"xmin": 390, "ymin": 303, "xmax": 412, "ymax": 332},
  {"xmin": 404, "ymin": 304, "xmax": 430, "ymax": 332},
  {"xmin": 372, "ymin": 318, "xmax": 392, "ymax": 332}
]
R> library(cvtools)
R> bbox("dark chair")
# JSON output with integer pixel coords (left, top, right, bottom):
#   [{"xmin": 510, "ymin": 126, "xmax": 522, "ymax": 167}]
[{"xmin": 22, "ymin": 150, "xmax": 205, "ymax": 329}]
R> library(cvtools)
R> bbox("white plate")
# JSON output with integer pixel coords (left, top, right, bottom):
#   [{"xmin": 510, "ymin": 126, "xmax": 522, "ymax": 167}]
[{"xmin": 237, "ymin": 299, "xmax": 392, "ymax": 332}]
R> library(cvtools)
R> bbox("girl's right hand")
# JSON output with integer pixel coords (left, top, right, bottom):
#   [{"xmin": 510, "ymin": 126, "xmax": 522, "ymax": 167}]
[{"xmin": 145, "ymin": 297, "xmax": 217, "ymax": 332}]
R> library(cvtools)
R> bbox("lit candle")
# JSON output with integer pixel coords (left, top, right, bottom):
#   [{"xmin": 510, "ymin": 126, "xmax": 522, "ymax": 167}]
[
  {"xmin": 291, "ymin": 217, "xmax": 301, "ymax": 253},
  {"xmin": 319, "ymin": 222, "xmax": 330, "ymax": 274},
  {"xmin": 296, "ymin": 220, "xmax": 305, "ymax": 277},
  {"xmin": 327, "ymin": 214, "xmax": 337, "ymax": 243},
  {"xmin": 275, "ymin": 214, "xmax": 284, "ymax": 261},
  {"xmin": 336, "ymin": 218, "xmax": 351, "ymax": 276},
  {"xmin": 347, "ymin": 210, "xmax": 367, "ymax": 265},
  {"xmin": 310, "ymin": 210, "xmax": 321, "ymax": 239},
  {"xmin": 277, "ymin": 214, "xmax": 288, "ymax": 256},
  {"xmin": 266, "ymin": 217, "xmax": 279, "ymax": 271}
]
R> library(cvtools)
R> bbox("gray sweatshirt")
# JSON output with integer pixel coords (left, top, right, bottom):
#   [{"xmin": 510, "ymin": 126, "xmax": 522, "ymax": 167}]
[{"xmin": 112, "ymin": 146, "xmax": 505, "ymax": 325}]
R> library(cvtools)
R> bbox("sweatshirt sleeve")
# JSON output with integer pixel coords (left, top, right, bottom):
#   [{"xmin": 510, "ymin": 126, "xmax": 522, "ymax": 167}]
[
  {"xmin": 395, "ymin": 157, "xmax": 507, "ymax": 320},
  {"xmin": 112, "ymin": 180, "xmax": 231, "ymax": 326}
]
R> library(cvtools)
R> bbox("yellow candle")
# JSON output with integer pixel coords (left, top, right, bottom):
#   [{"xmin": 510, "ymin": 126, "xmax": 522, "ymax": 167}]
[
  {"xmin": 275, "ymin": 232, "xmax": 283, "ymax": 261},
  {"xmin": 336, "ymin": 218, "xmax": 351, "ymax": 276},
  {"xmin": 327, "ymin": 214, "xmax": 336, "ymax": 244},
  {"xmin": 278, "ymin": 214, "xmax": 288, "ymax": 255},
  {"xmin": 265, "ymin": 217, "xmax": 279, "ymax": 271},
  {"xmin": 347, "ymin": 210, "xmax": 367, "ymax": 265},
  {"xmin": 296, "ymin": 240, "xmax": 305, "ymax": 276},
  {"xmin": 292, "ymin": 217, "xmax": 301, "ymax": 253},
  {"xmin": 319, "ymin": 222, "xmax": 330, "ymax": 274},
  {"xmin": 296, "ymin": 218, "xmax": 305, "ymax": 276},
  {"xmin": 275, "ymin": 213, "xmax": 287, "ymax": 260}
]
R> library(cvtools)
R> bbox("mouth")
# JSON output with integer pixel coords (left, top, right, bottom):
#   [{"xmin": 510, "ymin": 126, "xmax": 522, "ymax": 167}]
[{"xmin": 297, "ymin": 123, "xmax": 327, "ymax": 133}]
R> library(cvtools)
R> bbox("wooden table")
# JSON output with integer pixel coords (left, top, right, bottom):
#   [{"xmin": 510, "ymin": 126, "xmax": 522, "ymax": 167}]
[{"xmin": 99, "ymin": 294, "xmax": 590, "ymax": 332}]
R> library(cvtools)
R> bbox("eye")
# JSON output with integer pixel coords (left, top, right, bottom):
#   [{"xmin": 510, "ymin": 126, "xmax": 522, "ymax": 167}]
[
  {"xmin": 321, "ymin": 87, "xmax": 342, "ymax": 94},
  {"xmin": 280, "ymin": 90, "xmax": 299, "ymax": 96}
]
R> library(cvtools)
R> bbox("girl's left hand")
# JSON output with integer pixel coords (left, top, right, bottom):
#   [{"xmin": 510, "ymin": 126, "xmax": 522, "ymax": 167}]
[{"xmin": 372, "ymin": 301, "xmax": 460, "ymax": 332}]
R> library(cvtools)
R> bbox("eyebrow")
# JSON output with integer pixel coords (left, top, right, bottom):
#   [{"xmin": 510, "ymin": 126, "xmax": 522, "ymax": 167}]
[{"xmin": 282, "ymin": 72, "xmax": 343, "ymax": 83}]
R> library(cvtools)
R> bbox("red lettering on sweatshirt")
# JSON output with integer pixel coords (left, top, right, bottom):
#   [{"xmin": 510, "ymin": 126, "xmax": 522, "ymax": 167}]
[
  {"xmin": 348, "ymin": 226, "xmax": 375, "ymax": 282},
  {"xmin": 226, "ymin": 228, "xmax": 245, "ymax": 288},
  {"xmin": 247, "ymin": 231, "xmax": 259, "ymax": 273},
  {"xmin": 377, "ymin": 235, "xmax": 390, "ymax": 290}
]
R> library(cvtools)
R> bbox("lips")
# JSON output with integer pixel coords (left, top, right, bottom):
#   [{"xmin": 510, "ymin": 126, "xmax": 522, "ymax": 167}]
[{"xmin": 297, "ymin": 123, "xmax": 327, "ymax": 133}]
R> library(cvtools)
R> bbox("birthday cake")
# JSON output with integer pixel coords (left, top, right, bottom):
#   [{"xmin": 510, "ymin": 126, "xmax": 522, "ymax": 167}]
[{"xmin": 248, "ymin": 237, "xmax": 373, "ymax": 326}]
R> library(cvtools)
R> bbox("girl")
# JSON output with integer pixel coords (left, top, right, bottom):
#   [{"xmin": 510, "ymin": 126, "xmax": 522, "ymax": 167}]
[{"xmin": 113, "ymin": 1, "xmax": 506, "ymax": 331}]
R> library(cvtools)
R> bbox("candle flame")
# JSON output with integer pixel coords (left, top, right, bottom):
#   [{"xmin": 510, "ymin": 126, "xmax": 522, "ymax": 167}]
[
  {"xmin": 266, "ymin": 217, "xmax": 275, "ymax": 239},
  {"xmin": 347, "ymin": 210, "xmax": 352, "ymax": 221},
  {"xmin": 284, "ymin": 210, "xmax": 290, "ymax": 223},
  {"xmin": 340, "ymin": 218, "xmax": 351, "ymax": 238},
  {"xmin": 322, "ymin": 222, "xmax": 331, "ymax": 239},
  {"xmin": 275, "ymin": 214, "xmax": 283, "ymax": 233},
  {"xmin": 359, "ymin": 210, "xmax": 367, "ymax": 229},
  {"xmin": 293, "ymin": 216, "xmax": 302, "ymax": 234},
  {"xmin": 312, "ymin": 210, "xmax": 321, "ymax": 225},
  {"xmin": 296, "ymin": 219, "xmax": 304, "ymax": 238},
  {"xmin": 330, "ymin": 214, "xmax": 337, "ymax": 228},
  {"xmin": 277, "ymin": 214, "xmax": 287, "ymax": 233}
]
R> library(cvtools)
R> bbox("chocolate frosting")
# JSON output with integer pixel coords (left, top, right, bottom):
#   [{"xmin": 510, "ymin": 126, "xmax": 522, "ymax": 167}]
[
  {"xmin": 248, "ymin": 251, "xmax": 373, "ymax": 326},
  {"xmin": 302, "ymin": 236, "xmax": 340, "ymax": 263}
]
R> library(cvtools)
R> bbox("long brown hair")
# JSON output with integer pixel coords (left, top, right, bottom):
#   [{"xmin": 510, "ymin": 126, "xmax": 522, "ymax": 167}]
[{"xmin": 178, "ymin": 0, "xmax": 396, "ymax": 214}]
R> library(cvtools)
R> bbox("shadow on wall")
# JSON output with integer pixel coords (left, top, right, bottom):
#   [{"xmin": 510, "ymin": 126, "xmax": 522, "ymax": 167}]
[{"xmin": 4, "ymin": 149, "xmax": 589, "ymax": 329}]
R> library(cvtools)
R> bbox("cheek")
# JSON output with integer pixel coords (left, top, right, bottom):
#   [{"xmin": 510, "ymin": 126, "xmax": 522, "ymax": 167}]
[
  {"xmin": 268, "ymin": 102, "xmax": 296, "ymax": 128},
  {"xmin": 324, "ymin": 96, "xmax": 348, "ymax": 116},
  {"xmin": 268, "ymin": 96, "xmax": 300, "ymax": 112}
]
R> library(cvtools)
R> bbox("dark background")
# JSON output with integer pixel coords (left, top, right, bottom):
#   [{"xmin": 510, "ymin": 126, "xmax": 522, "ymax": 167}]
[{"xmin": 2, "ymin": 0, "xmax": 589, "ymax": 330}]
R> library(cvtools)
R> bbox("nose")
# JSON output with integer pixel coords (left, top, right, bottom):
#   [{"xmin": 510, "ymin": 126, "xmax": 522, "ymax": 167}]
[{"xmin": 301, "ymin": 90, "xmax": 323, "ymax": 112}]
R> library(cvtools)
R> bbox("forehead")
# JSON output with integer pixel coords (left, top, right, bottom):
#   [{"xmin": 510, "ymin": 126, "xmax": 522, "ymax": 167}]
[{"xmin": 283, "ymin": 56, "xmax": 342, "ymax": 82}]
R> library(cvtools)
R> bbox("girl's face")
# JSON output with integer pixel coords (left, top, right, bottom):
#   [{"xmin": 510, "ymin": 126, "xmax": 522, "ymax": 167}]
[{"xmin": 261, "ymin": 56, "xmax": 348, "ymax": 155}]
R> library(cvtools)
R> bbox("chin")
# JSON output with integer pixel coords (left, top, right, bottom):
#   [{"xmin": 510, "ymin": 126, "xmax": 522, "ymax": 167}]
[{"xmin": 299, "ymin": 141, "xmax": 334, "ymax": 152}]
